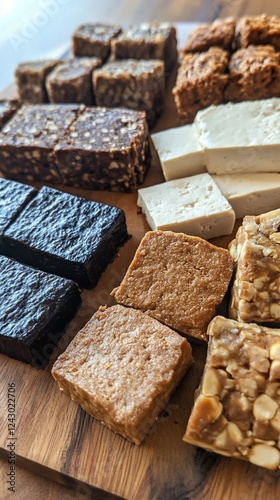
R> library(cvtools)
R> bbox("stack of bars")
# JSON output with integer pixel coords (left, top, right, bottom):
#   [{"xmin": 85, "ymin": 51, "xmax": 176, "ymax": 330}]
[{"xmin": 173, "ymin": 14, "xmax": 280, "ymax": 123}]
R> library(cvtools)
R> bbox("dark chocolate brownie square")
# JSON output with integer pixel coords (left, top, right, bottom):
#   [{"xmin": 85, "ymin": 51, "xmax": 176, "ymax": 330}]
[
  {"xmin": 2, "ymin": 186, "xmax": 128, "ymax": 288},
  {"xmin": 72, "ymin": 23, "xmax": 122, "ymax": 60},
  {"xmin": 54, "ymin": 107, "xmax": 150, "ymax": 191},
  {"xmin": 15, "ymin": 60, "xmax": 61, "ymax": 103},
  {"xmin": 0, "ymin": 104, "xmax": 82, "ymax": 184},
  {"xmin": 93, "ymin": 59, "xmax": 165, "ymax": 128},
  {"xmin": 111, "ymin": 22, "xmax": 178, "ymax": 73},
  {"xmin": 0, "ymin": 254, "xmax": 81, "ymax": 367},
  {"xmin": 46, "ymin": 57, "xmax": 102, "ymax": 105}
]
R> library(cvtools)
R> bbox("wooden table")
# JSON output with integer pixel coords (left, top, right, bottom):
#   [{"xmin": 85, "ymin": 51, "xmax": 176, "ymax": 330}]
[{"xmin": 1, "ymin": 2, "xmax": 280, "ymax": 499}]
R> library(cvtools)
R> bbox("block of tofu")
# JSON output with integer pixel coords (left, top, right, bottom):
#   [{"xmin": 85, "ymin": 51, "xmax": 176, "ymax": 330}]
[
  {"xmin": 0, "ymin": 254, "xmax": 81, "ymax": 367},
  {"xmin": 52, "ymin": 304, "xmax": 193, "ymax": 444},
  {"xmin": 229, "ymin": 209, "xmax": 280, "ymax": 323},
  {"xmin": 151, "ymin": 124, "xmax": 205, "ymax": 180},
  {"xmin": 137, "ymin": 173, "xmax": 235, "ymax": 239},
  {"xmin": 2, "ymin": 186, "xmax": 128, "ymax": 289},
  {"xmin": 195, "ymin": 98, "xmax": 280, "ymax": 174},
  {"xmin": 0, "ymin": 178, "xmax": 36, "ymax": 236},
  {"xmin": 212, "ymin": 173, "xmax": 280, "ymax": 219},
  {"xmin": 184, "ymin": 315, "xmax": 280, "ymax": 470},
  {"xmin": 111, "ymin": 230, "xmax": 234, "ymax": 342}
]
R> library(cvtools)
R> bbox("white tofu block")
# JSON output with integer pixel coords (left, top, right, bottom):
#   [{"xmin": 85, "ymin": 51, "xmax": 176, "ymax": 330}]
[
  {"xmin": 212, "ymin": 173, "xmax": 280, "ymax": 219},
  {"xmin": 195, "ymin": 98, "xmax": 280, "ymax": 174},
  {"xmin": 151, "ymin": 124, "xmax": 205, "ymax": 181},
  {"xmin": 137, "ymin": 173, "xmax": 235, "ymax": 239}
]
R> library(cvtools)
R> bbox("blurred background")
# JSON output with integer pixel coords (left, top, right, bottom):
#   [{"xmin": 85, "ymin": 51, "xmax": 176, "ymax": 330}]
[{"xmin": 0, "ymin": 0, "xmax": 280, "ymax": 91}]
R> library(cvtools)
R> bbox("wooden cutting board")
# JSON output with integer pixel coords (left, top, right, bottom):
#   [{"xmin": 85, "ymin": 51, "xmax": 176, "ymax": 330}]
[{"xmin": 1, "ymin": 23, "xmax": 280, "ymax": 500}]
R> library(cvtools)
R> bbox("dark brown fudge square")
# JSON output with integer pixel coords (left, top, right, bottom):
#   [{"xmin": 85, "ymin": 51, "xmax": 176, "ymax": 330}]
[
  {"xmin": 172, "ymin": 47, "xmax": 229, "ymax": 124},
  {"xmin": 54, "ymin": 107, "xmax": 151, "ymax": 192},
  {"xmin": 72, "ymin": 23, "xmax": 122, "ymax": 60},
  {"xmin": 0, "ymin": 100, "xmax": 19, "ymax": 129},
  {"xmin": 46, "ymin": 57, "xmax": 102, "ymax": 105},
  {"xmin": 93, "ymin": 59, "xmax": 165, "ymax": 128},
  {"xmin": 0, "ymin": 104, "xmax": 81, "ymax": 184},
  {"xmin": 15, "ymin": 60, "xmax": 60, "ymax": 103},
  {"xmin": 236, "ymin": 14, "xmax": 280, "ymax": 51},
  {"xmin": 111, "ymin": 22, "xmax": 178, "ymax": 73},
  {"xmin": 224, "ymin": 45, "xmax": 280, "ymax": 102},
  {"xmin": 182, "ymin": 17, "xmax": 236, "ymax": 53}
]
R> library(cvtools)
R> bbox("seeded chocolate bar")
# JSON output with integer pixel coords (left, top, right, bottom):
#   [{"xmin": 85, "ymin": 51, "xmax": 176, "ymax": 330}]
[
  {"xmin": 52, "ymin": 304, "xmax": 193, "ymax": 444},
  {"xmin": 93, "ymin": 59, "xmax": 165, "ymax": 128},
  {"xmin": 54, "ymin": 107, "xmax": 151, "ymax": 191},
  {"xmin": 72, "ymin": 23, "xmax": 122, "ymax": 60},
  {"xmin": 0, "ymin": 104, "xmax": 81, "ymax": 184},
  {"xmin": 229, "ymin": 209, "xmax": 280, "ymax": 323},
  {"xmin": 15, "ymin": 60, "xmax": 60, "ymax": 103},
  {"xmin": 111, "ymin": 22, "xmax": 178, "ymax": 73},
  {"xmin": 111, "ymin": 230, "xmax": 234, "ymax": 342},
  {"xmin": 184, "ymin": 316, "xmax": 280, "ymax": 470},
  {"xmin": 46, "ymin": 57, "xmax": 102, "ymax": 105},
  {"xmin": 0, "ymin": 99, "xmax": 19, "ymax": 128},
  {"xmin": 0, "ymin": 254, "xmax": 81, "ymax": 367},
  {"xmin": 2, "ymin": 186, "xmax": 128, "ymax": 288}
]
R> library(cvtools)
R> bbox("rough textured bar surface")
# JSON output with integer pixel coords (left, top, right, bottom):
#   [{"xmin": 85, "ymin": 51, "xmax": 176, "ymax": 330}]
[
  {"xmin": 52, "ymin": 304, "xmax": 193, "ymax": 444},
  {"xmin": 0, "ymin": 254, "xmax": 81, "ymax": 367},
  {"xmin": 72, "ymin": 23, "xmax": 122, "ymax": 60},
  {"xmin": 0, "ymin": 178, "xmax": 36, "ymax": 236},
  {"xmin": 182, "ymin": 18, "xmax": 235, "ymax": 53},
  {"xmin": 236, "ymin": 14, "xmax": 280, "ymax": 50},
  {"xmin": 184, "ymin": 315, "xmax": 280, "ymax": 470},
  {"xmin": 2, "ymin": 186, "xmax": 128, "ymax": 289},
  {"xmin": 229, "ymin": 209, "xmax": 280, "ymax": 323},
  {"xmin": 111, "ymin": 230, "xmax": 234, "ymax": 342}
]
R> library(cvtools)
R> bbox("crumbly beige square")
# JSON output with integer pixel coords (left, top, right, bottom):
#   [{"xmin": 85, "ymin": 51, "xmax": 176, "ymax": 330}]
[
  {"xmin": 52, "ymin": 304, "xmax": 193, "ymax": 445},
  {"xmin": 184, "ymin": 316, "xmax": 280, "ymax": 470},
  {"xmin": 111, "ymin": 231, "xmax": 234, "ymax": 342},
  {"xmin": 229, "ymin": 209, "xmax": 280, "ymax": 323}
]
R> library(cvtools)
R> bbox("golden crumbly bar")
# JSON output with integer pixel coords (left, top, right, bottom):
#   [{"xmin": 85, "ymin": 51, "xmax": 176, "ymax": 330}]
[
  {"xmin": 172, "ymin": 47, "xmax": 229, "ymax": 124},
  {"xmin": 52, "ymin": 304, "xmax": 193, "ymax": 445},
  {"xmin": 111, "ymin": 230, "xmax": 234, "ymax": 342},
  {"xmin": 184, "ymin": 316, "xmax": 280, "ymax": 470},
  {"xmin": 229, "ymin": 209, "xmax": 280, "ymax": 323},
  {"xmin": 236, "ymin": 14, "xmax": 280, "ymax": 51},
  {"xmin": 182, "ymin": 17, "xmax": 236, "ymax": 53}
]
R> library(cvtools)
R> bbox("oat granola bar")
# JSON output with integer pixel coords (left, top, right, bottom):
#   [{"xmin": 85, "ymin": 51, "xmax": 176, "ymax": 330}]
[
  {"xmin": 173, "ymin": 47, "xmax": 229, "ymax": 124},
  {"xmin": 224, "ymin": 45, "xmax": 280, "ymax": 102},
  {"xmin": 111, "ymin": 230, "xmax": 234, "ymax": 342},
  {"xmin": 182, "ymin": 17, "xmax": 235, "ymax": 53},
  {"xmin": 0, "ymin": 104, "xmax": 82, "ymax": 184},
  {"xmin": 184, "ymin": 315, "xmax": 280, "ymax": 470},
  {"xmin": 54, "ymin": 107, "xmax": 151, "ymax": 191},
  {"xmin": 236, "ymin": 14, "xmax": 280, "ymax": 51},
  {"xmin": 15, "ymin": 60, "xmax": 60, "ymax": 103},
  {"xmin": 111, "ymin": 22, "xmax": 178, "ymax": 73},
  {"xmin": 52, "ymin": 304, "xmax": 193, "ymax": 444},
  {"xmin": 93, "ymin": 59, "xmax": 165, "ymax": 128},
  {"xmin": 46, "ymin": 57, "xmax": 102, "ymax": 105},
  {"xmin": 72, "ymin": 23, "xmax": 122, "ymax": 60},
  {"xmin": 229, "ymin": 209, "xmax": 280, "ymax": 323}
]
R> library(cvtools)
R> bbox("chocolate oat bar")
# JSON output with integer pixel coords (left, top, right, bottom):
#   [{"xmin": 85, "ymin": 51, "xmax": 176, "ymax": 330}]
[
  {"xmin": 52, "ymin": 304, "xmax": 193, "ymax": 444},
  {"xmin": 0, "ymin": 100, "xmax": 19, "ymax": 128},
  {"xmin": 0, "ymin": 104, "xmax": 82, "ymax": 184},
  {"xmin": 93, "ymin": 59, "xmax": 165, "ymax": 128},
  {"xmin": 182, "ymin": 17, "xmax": 236, "ymax": 53},
  {"xmin": 46, "ymin": 57, "xmax": 102, "ymax": 105},
  {"xmin": 0, "ymin": 178, "xmax": 36, "ymax": 237},
  {"xmin": 111, "ymin": 230, "xmax": 234, "ymax": 342},
  {"xmin": 235, "ymin": 14, "xmax": 280, "ymax": 50},
  {"xmin": 72, "ymin": 23, "xmax": 122, "ymax": 60},
  {"xmin": 54, "ymin": 107, "xmax": 151, "ymax": 191},
  {"xmin": 229, "ymin": 208, "xmax": 280, "ymax": 323},
  {"xmin": 0, "ymin": 254, "xmax": 81, "ymax": 367},
  {"xmin": 111, "ymin": 22, "xmax": 178, "ymax": 73},
  {"xmin": 184, "ymin": 316, "xmax": 280, "ymax": 470},
  {"xmin": 15, "ymin": 60, "xmax": 60, "ymax": 103},
  {"xmin": 224, "ymin": 45, "xmax": 280, "ymax": 102},
  {"xmin": 2, "ymin": 186, "xmax": 128, "ymax": 288},
  {"xmin": 173, "ymin": 47, "xmax": 229, "ymax": 124}
]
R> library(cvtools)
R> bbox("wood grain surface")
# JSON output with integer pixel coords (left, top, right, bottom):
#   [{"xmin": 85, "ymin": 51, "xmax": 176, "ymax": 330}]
[{"xmin": 1, "ymin": 14, "xmax": 280, "ymax": 500}]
